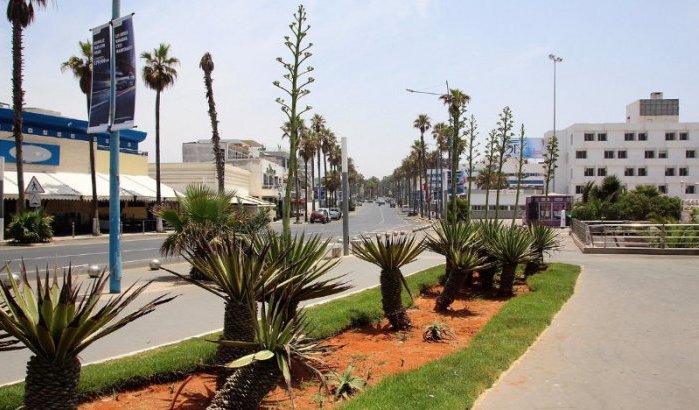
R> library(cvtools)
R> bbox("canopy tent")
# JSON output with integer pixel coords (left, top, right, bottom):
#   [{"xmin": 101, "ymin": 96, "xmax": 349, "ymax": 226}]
[{"xmin": 3, "ymin": 171, "xmax": 180, "ymax": 201}]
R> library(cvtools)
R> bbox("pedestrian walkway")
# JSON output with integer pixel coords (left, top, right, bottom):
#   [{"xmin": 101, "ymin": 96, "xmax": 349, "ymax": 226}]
[{"xmin": 474, "ymin": 233, "xmax": 699, "ymax": 409}]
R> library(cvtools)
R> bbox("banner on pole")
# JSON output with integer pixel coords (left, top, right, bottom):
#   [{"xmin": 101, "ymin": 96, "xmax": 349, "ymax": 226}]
[
  {"xmin": 111, "ymin": 15, "xmax": 137, "ymax": 131},
  {"xmin": 87, "ymin": 23, "xmax": 111, "ymax": 134}
]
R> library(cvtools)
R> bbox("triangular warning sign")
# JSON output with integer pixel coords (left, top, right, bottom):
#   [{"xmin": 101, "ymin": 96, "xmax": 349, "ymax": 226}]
[{"xmin": 25, "ymin": 176, "xmax": 45, "ymax": 194}]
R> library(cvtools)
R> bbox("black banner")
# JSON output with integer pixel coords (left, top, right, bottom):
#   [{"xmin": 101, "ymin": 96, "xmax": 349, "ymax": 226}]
[
  {"xmin": 87, "ymin": 23, "xmax": 111, "ymax": 133},
  {"xmin": 112, "ymin": 15, "xmax": 136, "ymax": 131}
]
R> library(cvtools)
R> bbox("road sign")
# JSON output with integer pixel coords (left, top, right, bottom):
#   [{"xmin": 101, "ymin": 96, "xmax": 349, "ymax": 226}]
[
  {"xmin": 25, "ymin": 176, "xmax": 44, "ymax": 194},
  {"xmin": 29, "ymin": 194, "xmax": 41, "ymax": 208}
]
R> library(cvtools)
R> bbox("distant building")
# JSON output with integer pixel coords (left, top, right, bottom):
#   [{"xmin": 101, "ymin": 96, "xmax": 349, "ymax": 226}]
[{"xmin": 547, "ymin": 92, "xmax": 699, "ymax": 199}]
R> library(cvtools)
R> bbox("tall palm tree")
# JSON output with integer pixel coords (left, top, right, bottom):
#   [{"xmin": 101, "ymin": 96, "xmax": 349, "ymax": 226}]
[
  {"xmin": 7, "ymin": 0, "xmax": 48, "ymax": 211},
  {"xmin": 141, "ymin": 44, "xmax": 179, "ymax": 232},
  {"xmin": 61, "ymin": 40, "xmax": 100, "ymax": 236},
  {"xmin": 310, "ymin": 114, "xmax": 325, "ymax": 209},
  {"xmin": 440, "ymin": 89, "xmax": 470, "ymax": 217},
  {"xmin": 413, "ymin": 114, "xmax": 431, "ymax": 218},
  {"xmin": 411, "ymin": 139, "xmax": 426, "ymax": 216},
  {"xmin": 299, "ymin": 130, "xmax": 315, "ymax": 222},
  {"xmin": 199, "ymin": 52, "xmax": 224, "ymax": 193},
  {"xmin": 321, "ymin": 128, "xmax": 336, "ymax": 207}
]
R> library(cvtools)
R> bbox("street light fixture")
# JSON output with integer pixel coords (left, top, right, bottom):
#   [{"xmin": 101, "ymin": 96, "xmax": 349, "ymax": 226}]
[{"xmin": 548, "ymin": 54, "xmax": 563, "ymax": 194}]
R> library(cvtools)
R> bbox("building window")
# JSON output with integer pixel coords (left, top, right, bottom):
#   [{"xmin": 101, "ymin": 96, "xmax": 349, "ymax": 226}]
[
  {"xmin": 638, "ymin": 133, "xmax": 648, "ymax": 141},
  {"xmin": 687, "ymin": 150, "xmax": 697, "ymax": 159},
  {"xmin": 638, "ymin": 167, "xmax": 648, "ymax": 176},
  {"xmin": 617, "ymin": 150, "xmax": 627, "ymax": 159},
  {"xmin": 597, "ymin": 133, "xmax": 607, "ymax": 141},
  {"xmin": 576, "ymin": 150, "xmax": 587, "ymax": 159},
  {"xmin": 604, "ymin": 150, "xmax": 615, "ymax": 159},
  {"xmin": 598, "ymin": 168, "xmax": 607, "ymax": 177},
  {"xmin": 624, "ymin": 132, "xmax": 635, "ymax": 141},
  {"xmin": 665, "ymin": 132, "xmax": 676, "ymax": 141},
  {"xmin": 680, "ymin": 132, "xmax": 689, "ymax": 141},
  {"xmin": 687, "ymin": 185, "xmax": 696, "ymax": 194},
  {"xmin": 624, "ymin": 168, "xmax": 635, "ymax": 176},
  {"xmin": 584, "ymin": 133, "xmax": 595, "ymax": 141},
  {"xmin": 679, "ymin": 167, "xmax": 688, "ymax": 176},
  {"xmin": 644, "ymin": 150, "xmax": 655, "ymax": 159},
  {"xmin": 658, "ymin": 150, "xmax": 668, "ymax": 159},
  {"xmin": 584, "ymin": 168, "xmax": 595, "ymax": 177},
  {"xmin": 658, "ymin": 185, "xmax": 668, "ymax": 194},
  {"xmin": 665, "ymin": 168, "xmax": 675, "ymax": 177},
  {"xmin": 575, "ymin": 185, "xmax": 584, "ymax": 194}
]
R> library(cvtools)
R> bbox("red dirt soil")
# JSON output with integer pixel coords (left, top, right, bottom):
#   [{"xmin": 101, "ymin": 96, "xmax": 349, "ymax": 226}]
[{"xmin": 81, "ymin": 285, "xmax": 524, "ymax": 410}]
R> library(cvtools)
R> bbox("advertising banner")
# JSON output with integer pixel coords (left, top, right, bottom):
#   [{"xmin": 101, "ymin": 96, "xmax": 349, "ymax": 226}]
[
  {"xmin": 0, "ymin": 140, "xmax": 60, "ymax": 166},
  {"xmin": 508, "ymin": 138, "xmax": 544, "ymax": 159},
  {"xmin": 87, "ymin": 23, "xmax": 111, "ymax": 134},
  {"xmin": 111, "ymin": 15, "xmax": 137, "ymax": 131}
]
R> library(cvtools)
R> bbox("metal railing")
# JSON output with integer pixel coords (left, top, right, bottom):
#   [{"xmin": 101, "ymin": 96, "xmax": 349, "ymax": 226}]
[{"xmin": 572, "ymin": 220, "xmax": 699, "ymax": 249}]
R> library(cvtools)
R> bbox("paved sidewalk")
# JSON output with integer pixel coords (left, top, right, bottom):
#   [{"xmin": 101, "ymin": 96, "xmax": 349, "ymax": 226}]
[
  {"xmin": 474, "ymin": 233, "xmax": 699, "ymax": 410},
  {"xmin": 1, "ymin": 250, "xmax": 443, "ymax": 385}
]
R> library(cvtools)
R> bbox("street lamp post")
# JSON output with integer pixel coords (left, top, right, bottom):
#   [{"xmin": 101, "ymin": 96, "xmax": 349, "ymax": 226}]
[
  {"xmin": 341, "ymin": 137, "xmax": 349, "ymax": 256},
  {"xmin": 109, "ymin": 0, "xmax": 122, "ymax": 293},
  {"xmin": 548, "ymin": 54, "xmax": 562, "ymax": 195}
]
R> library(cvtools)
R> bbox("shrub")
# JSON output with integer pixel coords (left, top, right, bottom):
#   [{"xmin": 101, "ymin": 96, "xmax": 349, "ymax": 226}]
[{"xmin": 7, "ymin": 209, "xmax": 54, "ymax": 244}]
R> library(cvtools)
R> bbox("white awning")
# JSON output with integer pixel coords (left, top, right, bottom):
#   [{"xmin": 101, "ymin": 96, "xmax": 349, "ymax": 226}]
[
  {"xmin": 234, "ymin": 194, "xmax": 276, "ymax": 207},
  {"xmin": 3, "ymin": 171, "xmax": 180, "ymax": 201}
]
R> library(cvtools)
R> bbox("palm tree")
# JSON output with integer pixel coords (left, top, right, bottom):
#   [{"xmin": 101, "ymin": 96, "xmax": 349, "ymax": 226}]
[
  {"xmin": 61, "ymin": 40, "xmax": 100, "ymax": 236},
  {"xmin": 486, "ymin": 224, "xmax": 536, "ymax": 295},
  {"xmin": 141, "ymin": 44, "xmax": 179, "ymax": 232},
  {"xmin": 440, "ymin": 89, "xmax": 470, "ymax": 217},
  {"xmin": 0, "ymin": 265, "xmax": 173, "ymax": 409},
  {"xmin": 352, "ymin": 234, "xmax": 424, "ymax": 330},
  {"xmin": 413, "ymin": 114, "xmax": 431, "ymax": 218},
  {"xmin": 199, "ymin": 52, "xmax": 224, "ymax": 193},
  {"xmin": 299, "ymin": 130, "xmax": 315, "ymax": 222},
  {"xmin": 321, "ymin": 128, "xmax": 337, "ymax": 207},
  {"xmin": 7, "ymin": 0, "xmax": 48, "ymax": 211},
  {"xmin": 310, "ymin": 114, "xmax": 326, "ymax": 210}
]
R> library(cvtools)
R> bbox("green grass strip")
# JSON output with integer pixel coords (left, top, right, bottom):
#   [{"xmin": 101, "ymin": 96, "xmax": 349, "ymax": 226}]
[
  {"xmin": 0, "ymin": 264, "xmax": 445, "ymax": 409},
  {"xmin": 342, "ymin": 263, "xmax": 580, "ymax": 410}
]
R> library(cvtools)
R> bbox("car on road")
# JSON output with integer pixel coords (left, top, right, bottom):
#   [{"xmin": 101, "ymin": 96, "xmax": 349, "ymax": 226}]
[
  {"xmin": 310, "ymin": 208, "xmax": 330, "ymax": 224},
  {"xmin": 329, "ymin": 208, "xmax": 342, "ymax": 220}
]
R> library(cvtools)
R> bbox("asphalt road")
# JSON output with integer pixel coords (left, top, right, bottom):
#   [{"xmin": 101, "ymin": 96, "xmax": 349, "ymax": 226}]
[{"xmin": 0, "ymin": 202, "xmax": 419, "ymax": 275}]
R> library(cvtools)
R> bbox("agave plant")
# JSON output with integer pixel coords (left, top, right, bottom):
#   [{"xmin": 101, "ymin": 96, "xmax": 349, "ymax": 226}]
[
  {"xmin": 475, "ymin": 219, "xmax": 505, "ymax": 291},
  {"xmin": 424, "ymin": 220, "xmax": 474, "ymax": 284},
  {"xmin": 208, "ymin": 295, "xmax": 328, "ymax": 410},
  {"xmin": 326, "ymin": 364, "xmax": 366, "ymax": 401},
  {"xmin": 525, "ymin": 223, "xmax": 561, "ymax": 275},
  {"xmin": 161, "ymin": 236, "xmax": 286, "ymax": 387},
  {"xmin": 261, "ymin": 231, "xmax": 351, "ymax": 318},
  {"xmin": 422, "ymin": 322, "xmax": 456, "ymax": 342},
  {"xmin": 156, "ymin": 184, "xmax": 239, "ymax": 279},
  {"xmin": 435, "ymin": 247, "xmax": 490, "ymax": 311},
  {"xmin": 486, "ymin": 225, "xmax": 536, "ymax": 295},
  {"xmin": 352, "ymin": 234, "xmax": 424, "ymax": 330},
  {"xmin": 0, "ymin": 265, "xmax": 173, "ymax": 409}
]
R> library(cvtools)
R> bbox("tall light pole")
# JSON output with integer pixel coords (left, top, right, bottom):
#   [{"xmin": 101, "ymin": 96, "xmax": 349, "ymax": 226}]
[
  {"xmin": 109, "ymin": 0, "xmax": 122, "ymax": 293},
  {"xmin": 548, "ymin": 54, "xmax": 562, "ymax": 195}
]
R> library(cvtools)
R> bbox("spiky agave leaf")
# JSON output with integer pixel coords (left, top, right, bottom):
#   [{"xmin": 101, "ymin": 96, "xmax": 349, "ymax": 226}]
[
  {"xmin": 486, "ymin": 225, "xmax": 537, "ymax": 265},
  {"xmin": 424, "ymin": 219, "xmax": 481, "ymax": 256},
  {"xmin": 527, "ymin": 223, "xmax": 562, "ymax": 256},
  {"xmin": 0, "ymin": 264, "xmax": 175, "ymax": 365}
]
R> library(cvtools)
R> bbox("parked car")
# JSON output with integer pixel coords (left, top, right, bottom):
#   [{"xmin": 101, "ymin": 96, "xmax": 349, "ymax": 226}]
[
  {"xmin": 389, "ymin": 201, "xmax": 396, "ymax": 208},
  {"xmin": 310, "ymin": 208, "xmax": 330, "ymax": 224},
  {"xmin": 329, "ymin": 207, "xmax": 342, "ymax": 220}
]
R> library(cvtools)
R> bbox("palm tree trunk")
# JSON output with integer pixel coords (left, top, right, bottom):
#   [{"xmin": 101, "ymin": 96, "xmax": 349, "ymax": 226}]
[
  {"xmin": 380, "ymin": 269, "xmax": 411, "ymax": 330},
  {"xmin": 294, "ymin": 166, "xmax": 300, "ymax": 223},
  {"xmin": 203, "ymin": 69, "xmax": 224, "ymax": 193},
  {"xmin": 499, "ymin": 263, "xmax": 517, "ymax": 296},
  {"xmin": 479, "ymin": 261, "xmax": 498, "ymax": 291},
  {"xmin": 208, "ymin": 357, "xmax": 280, "ymax": 410},
  {"xmin": 418, "ymin": 158, "xmax": 424, "ymax": 218},
  {"xmin": 24, "ymin": 356, "xmax": 81, "ymax": 410},
  {"xmin": 304, "ymin": 159, "xmax": 309, "ymax": 221},
  {"xmin": 323, "ymin": 153, "xmax": 328, "ymax": 207},
  {"xmin": 155, "ymin": 90, "xmax": 164, "ymax": 232},
  {"xmin": 436, "ymin": 266, "xmax": 465, "ymax": 311},
  {"xmin": 12, "ymin": 22, "xmax": 26, "ymax": 211},
  {"xmin": 216, "ymin": 301, "xmax": 257, "ymax": 389},
  {"xmin": 85, "ymin": 95, "xmax": 100, "ymax": 236},
  {"xmin": 316, "ymin": 150, "xmax": 321, "ymax": 209}
]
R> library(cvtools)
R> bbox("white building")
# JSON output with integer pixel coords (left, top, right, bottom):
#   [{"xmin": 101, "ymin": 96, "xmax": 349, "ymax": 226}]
[{"xmin": 546, "ymin": 92, "xmax": 699, "ymax": 199}]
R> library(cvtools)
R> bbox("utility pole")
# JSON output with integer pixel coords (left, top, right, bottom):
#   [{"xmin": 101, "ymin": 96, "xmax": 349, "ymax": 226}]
[{"xmin": 548, "ymin": 54, "xmax": 562, "ymax": 196}]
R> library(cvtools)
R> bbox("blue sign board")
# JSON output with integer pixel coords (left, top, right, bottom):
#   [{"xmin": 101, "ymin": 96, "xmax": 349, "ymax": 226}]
[{"xmin": 0, "ymin": 140, "xmax": 60, "ymax": 166}]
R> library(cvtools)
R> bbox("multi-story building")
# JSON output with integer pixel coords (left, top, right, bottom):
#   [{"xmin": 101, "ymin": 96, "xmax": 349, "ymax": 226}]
[{"xmin": 546, "ymin": 92, "xmax": 699, "ymax": 199}]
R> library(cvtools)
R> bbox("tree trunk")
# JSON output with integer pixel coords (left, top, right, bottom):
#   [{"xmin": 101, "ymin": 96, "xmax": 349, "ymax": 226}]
[
  {"xmin": 479, "ymin": 263, "xmax": 498, "ymax": 291},
  {"xmin": 24, "ymin": 356, "xmax": 81, "ymax": 410},
  {"xmin": 380, "ymin": 269, "xmax": 411, "ymax": 330},
  {"xmin": 294, "ymin": 164, "xmax": 300, "ymax": 223},
  {"xmin": 12, "ymin": 22, "xmax": 26, "ymax": 211},
  {"xmin": 436, "ymin": 266, "xmax": 465, "ymax": 311},
  {"xmin": 317, "ymin": 151, "xmax": 321, "ymax": 209},
  {"xmin": 203, "ymin": 70, "xmax": 224, "ymax": 193},
  {"xmin": 499, "ymin": 263, "xmax": 517, "ymax": 296},
  {"xmin": 304, "ymin": 159, "xmax": 309, "ymax": 221},
  {"xmin": 207, "ymin": 357, "xmax": 280, "ymax": 410},
  {"xmin": 155, "ymin": 90, "xmax": 164, "ymax": 232},
  {"xmin": 215, "ymin": 301, "xmax": 257, "ymax": 389},
  {"xmin": 323, "ymin": 153, "xmax": 328, "ymax": 207},
  {"xmin": 86, "ymin": 94, "xmax": 100, "ymax": 236},
  {"xmin": 310, "ymin": 156, "xmax": 315, "ymax": 212},
  {"xmin": 418, "ymin": 157, "xmax": 424, "ymax": 218}
]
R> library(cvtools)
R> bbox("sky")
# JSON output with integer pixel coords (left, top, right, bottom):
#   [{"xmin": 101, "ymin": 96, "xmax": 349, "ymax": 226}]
[{"xmin": 2, "ymin": 0, "xmax": 699, "ymax": 178}]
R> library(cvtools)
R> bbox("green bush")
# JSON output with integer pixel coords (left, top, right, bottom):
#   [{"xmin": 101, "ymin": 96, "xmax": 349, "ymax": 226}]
[
  {"xmin": 572, "ymin": 183, "xmax": 682, "ymax": 221},
  {"xmin": 7, "ymin": 209, "xmax": 54, "ymax": 244}
]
